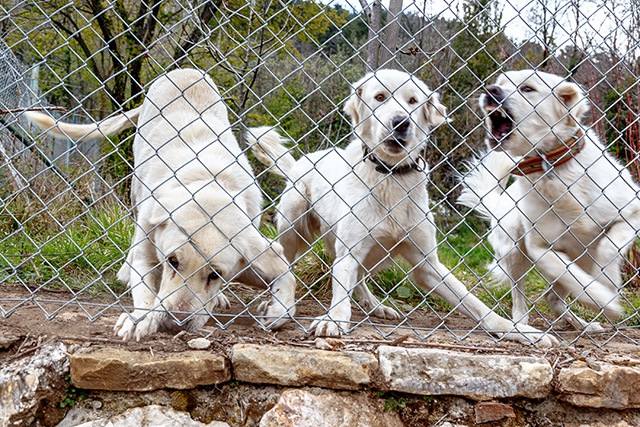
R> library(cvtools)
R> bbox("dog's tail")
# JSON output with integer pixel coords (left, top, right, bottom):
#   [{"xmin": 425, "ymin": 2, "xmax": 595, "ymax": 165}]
[
  {"xmin": 457, "ymin": 151, "xmax": 515, "ymax": 221},
  {"xmin": 24, "ymin": 106, "xmax": 143, "ymax": 140},
  {"xmin": 246, "ymin": 127, "xmax": 295, "ymax": 178}
]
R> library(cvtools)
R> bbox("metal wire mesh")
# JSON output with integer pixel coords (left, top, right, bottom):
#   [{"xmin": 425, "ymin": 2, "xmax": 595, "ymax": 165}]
[{"xmin": 1, "ymin": 0, "xmax": 639, "ymax": 347}]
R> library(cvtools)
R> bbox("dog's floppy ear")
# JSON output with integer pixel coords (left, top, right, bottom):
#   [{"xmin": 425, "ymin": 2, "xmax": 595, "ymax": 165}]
[
  {"xmin": 425, "ymin": 92, "xmax": 448, "ymax": 127},
  {"xmin": 141, "ymin": 199, "xmax": 172, "ymax": 232},
  {"xmin": 554, "ymin": 81, "xmax": 589, "ymax": 125},
  {"xmin": 343, "ymin": 86, "xmax": 363, "ymax": 126},
  {"xmin": 234, "ymin": 238, "xmax": 288, "ymax": 289}
]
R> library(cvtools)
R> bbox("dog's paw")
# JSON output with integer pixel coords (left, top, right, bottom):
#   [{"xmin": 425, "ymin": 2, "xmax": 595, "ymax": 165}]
[
  {"xmin": 211, "ymin": 292, "xmax": 231, "ymax": 310},
  {"xmin": 256, "ymin": 300, "xmax": 294, "ymax": 330},
  {"xmin": 310, "ymin": 316, "xmax": 348, "ymax": 337},
  {"xmin": 503, "ymin": 324, "xmax": 559, "ymax": 347},
  {"xmin": 113, "ymin": 311, "xmax": 160, "ymax": 341},
  {"xmin": 369, "ymin": 304, "xmax": 402, "ymax": 320},
  {"xmin": 583, "ymin": 321, "xmax": 605, "ymax": 332}
]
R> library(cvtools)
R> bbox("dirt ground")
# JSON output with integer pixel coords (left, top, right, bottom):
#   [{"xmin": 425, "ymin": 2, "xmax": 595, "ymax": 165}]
[{"xmin": 2, "ymin": 282, "xmax": 640, "ymax": 365}]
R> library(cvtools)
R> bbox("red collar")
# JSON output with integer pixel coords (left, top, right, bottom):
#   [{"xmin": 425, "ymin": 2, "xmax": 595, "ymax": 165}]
[{"xmin": 511, "ymin": 129, "xmax": 586, "ymax": 176}]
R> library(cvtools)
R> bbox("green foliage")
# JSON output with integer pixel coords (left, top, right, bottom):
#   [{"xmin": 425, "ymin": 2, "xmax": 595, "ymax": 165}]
[
  {"xmin": 375, "ymin": 391, "xmax": 429, "ymax": 413},
  {"xmin": 60, "ymin": 374, "xmax": 88, "ymax": 408},
  {"xmin": 0, "ymin": 200, "xmax": 133, "ymax": 293}
]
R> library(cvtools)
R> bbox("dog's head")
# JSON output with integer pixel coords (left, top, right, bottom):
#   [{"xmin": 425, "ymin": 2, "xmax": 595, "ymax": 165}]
[
  {"xmin": 343, "ymin": 69, "xmax": 447, "ymax": 165},
  {"xmin": 139, "ymin": 187, "xmax": 277, "ymax": 332},
  {"xmin": 479, "ymin": 70, "xmax": 589, "ymax": 156}
]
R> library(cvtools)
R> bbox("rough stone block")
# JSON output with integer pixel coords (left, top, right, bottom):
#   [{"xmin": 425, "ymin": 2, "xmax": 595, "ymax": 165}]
[
  {"xmin": 378, "ymin": 346, "xmax": 552, "ymax": 400},
  {"xmin": 0, "ymin": 342, "xmax": 69, "ymax": 426},
  {"xmin": 232, "ymin": 344, "xmax": 377, "ymax": 390},
  {"xmin": 259, "ymin": 389, "xmax": 403, "ymax": 427},
  {"xmin": 70, "ymin": 348, "xmax": 230, "ymax": 391},
  {"xmin": 71, "ymin": 405, "xmax": 229, "ymax": 427},
  {"xmin": 474, "ymin": 401, "xmax": 516, "ymax": 423},
  {"xmin": 557, "ymin": 361, "xmax": 640, "ymax": 409}
]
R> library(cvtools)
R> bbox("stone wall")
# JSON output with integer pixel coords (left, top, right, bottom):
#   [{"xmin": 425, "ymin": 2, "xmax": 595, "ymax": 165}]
[{"xmin": 2, "ymin": 340, "xmax": 640, "ymax": 426}]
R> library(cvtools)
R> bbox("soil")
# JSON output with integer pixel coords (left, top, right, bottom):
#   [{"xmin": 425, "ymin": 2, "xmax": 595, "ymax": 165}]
[{"xmin": 2, "ymin": 282, "xmax": 640, "ymax": 364}]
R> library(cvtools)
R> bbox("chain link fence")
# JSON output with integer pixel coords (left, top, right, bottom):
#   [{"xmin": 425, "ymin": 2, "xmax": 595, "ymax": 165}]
[{"xmin": 1, "ymin": 0, "xmax": 639, "ymax": 347}]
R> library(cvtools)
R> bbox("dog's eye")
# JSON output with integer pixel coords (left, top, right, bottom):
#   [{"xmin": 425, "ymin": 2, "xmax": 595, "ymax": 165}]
[
  {"xmin": 408, "ymin": 97, "xmax": 418, "ymax": 105},
  {"xmin": 207, "ymin": 271, "xmax": 222, "ymax": 284},
  {"xmin": 374, "ymin": 93, "xmax": 386, "ymax": 102},
  {"xmin": 168, "ymin": 256, "xmax": 180, "ymax": 270},
  {"xmin": 520, "ymin": 85, "xmax": 535, "ymax": 93}
]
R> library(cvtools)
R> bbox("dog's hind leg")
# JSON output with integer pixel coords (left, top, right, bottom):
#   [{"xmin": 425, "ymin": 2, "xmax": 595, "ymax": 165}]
[
  {"xmin": 591, "ymin": 216, "xmax": 640, "ymax": 292},
  {"xmin": 276, "ymin": 183, "xmax": 317, "ymax": 263},
  {"xmin": 493, "ymin": 243, "xmax": 532, "ymax": 325}
]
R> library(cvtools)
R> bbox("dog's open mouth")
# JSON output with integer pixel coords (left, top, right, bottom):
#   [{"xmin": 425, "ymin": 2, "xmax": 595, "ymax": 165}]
[{"xmin": 486, "ymin": 105, "xmax": 513, "ymax": 141}]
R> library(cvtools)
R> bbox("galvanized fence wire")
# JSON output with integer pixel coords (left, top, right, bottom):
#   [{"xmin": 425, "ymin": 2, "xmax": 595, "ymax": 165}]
[{"xmin": 0, "ymin": 0, "xmax": 639, "ymax": 347}]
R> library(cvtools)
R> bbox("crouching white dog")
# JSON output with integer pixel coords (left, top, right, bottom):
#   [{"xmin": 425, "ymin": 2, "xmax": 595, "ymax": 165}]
[
  {"xmin": 249, "ymin": 69, "xmax": 557, "ymax": 346},
  {"xmin": 458, "ymin": 70, "xmax": 640, "ymax": 331},
  {"xmin": 26, "ymin": 69, "xmax": 296, "ymax": 340}
]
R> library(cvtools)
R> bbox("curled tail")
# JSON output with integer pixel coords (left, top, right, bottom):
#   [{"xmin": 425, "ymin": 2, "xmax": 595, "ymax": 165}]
[
  {"xmin": 246, "ymin": 126, "xmax": 295, "ymax": 178},
  {"xmin": 24, "ymin": 106, "xmax": 142, "ymax": 140},
  {"xmin": 457, "ymin": 150, "xmax": 516, "ymax": 221}
]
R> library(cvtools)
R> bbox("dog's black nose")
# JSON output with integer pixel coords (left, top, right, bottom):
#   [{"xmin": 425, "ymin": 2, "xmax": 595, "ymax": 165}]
[
  {"xmin": 485, "ymin": 85, "xmax": 503, "ymax": 104},
  {"xmin": 392, "ymin": 115, "xmax": 410, "ymax": 135}
]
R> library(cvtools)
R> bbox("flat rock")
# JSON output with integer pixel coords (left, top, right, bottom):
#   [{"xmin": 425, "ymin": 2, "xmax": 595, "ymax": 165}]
[
  {"xmin": 68, "ymin": 405, "xmax": 228, "ymax": 427},
  {"xmin": 474, "ymin": 402, "xmax": 516, "ymax": 423},
  {"xmin": 259, "ymin": 389, "xmax": 403, "ymax": 427},
  {"xmin": 557, "ymin": 361, "xmax": 640, "ymax": 409},
  {"xmin": 378, "ymin": 346, "xmax": 552, "ymax": 400},
  {"xmin": 232, "ymin": 344, "xmax": 377, "ymax": 390},
  {"xmin": 70, "ymin": 348, "xmax": 230, "ymax": 391},
  {"xmin": 187, "ymin": 338, "xmax": 211, "ymax": 350}
]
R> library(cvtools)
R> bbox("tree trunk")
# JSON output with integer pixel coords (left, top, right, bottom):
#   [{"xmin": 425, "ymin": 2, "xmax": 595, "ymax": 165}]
[{"xmin": 380, "ymin": 0, "xmax": 403, "ymax": 70}]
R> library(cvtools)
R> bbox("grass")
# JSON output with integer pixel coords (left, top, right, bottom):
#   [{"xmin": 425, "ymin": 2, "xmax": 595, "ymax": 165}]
[
  {"xmin": 4, "ymin": 188, "xmax": 640, "ymax": 328},
  {"xmin": 1, "ymin": 200, "xmax": 133, "ymax": 294}
]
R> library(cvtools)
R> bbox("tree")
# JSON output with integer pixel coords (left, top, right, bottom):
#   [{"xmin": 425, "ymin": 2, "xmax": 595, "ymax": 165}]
[{"xmin": 526, "ymin": 0, "xmax": 562, "ymax": 69}]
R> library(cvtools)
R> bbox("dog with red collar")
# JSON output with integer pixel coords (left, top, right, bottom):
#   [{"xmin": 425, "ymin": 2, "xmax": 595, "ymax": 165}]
[{"xmin": 458, "ymin": 69, "xmax": 640, "ymax": 331}]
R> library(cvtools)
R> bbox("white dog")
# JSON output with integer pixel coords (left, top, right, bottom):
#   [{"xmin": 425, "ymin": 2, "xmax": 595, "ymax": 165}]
[
  {"xmin": 249, "ymin": 69, "xmax": 557, "ymax": 345},
  {"xmin": 25, "ymin": 69, "xmax": 296, "ymax": 341},
  {"xmin": 458, "ymin": 69, "xmax": 640, "ymax": 331}
]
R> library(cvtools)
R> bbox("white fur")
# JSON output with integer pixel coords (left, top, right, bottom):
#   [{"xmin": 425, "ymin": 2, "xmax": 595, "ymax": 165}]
[
  {"xmin": 249, "ymin": 69, "xmax": 558, "ymax": 346},
  {"xmin": 459, "ymin": 69, "xmax": 640, "ymax": 330},
  {"xmin": 26, "ymin": 69, "xmax": 296, "ymax": 341}
]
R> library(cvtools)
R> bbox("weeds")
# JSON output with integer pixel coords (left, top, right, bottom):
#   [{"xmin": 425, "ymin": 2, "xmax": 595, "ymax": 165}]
[
  {"xmin": 60, "ymin": 374, "xmax": 88, "ymax": 408},
  {"xmin": 1, "ymin": 197, "xmax": 133, "ymax": 294},
  {"xmin": 3, "ymin": 181, "xmax": 640, "ymax": 327}
]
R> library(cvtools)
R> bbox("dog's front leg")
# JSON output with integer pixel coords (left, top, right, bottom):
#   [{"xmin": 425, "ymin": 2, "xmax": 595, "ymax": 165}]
[
  {"xmin": 114, "ymin": 234, "xmax": 162, "ymax": 341},
  {"xmin": 114, "ymin": 265, "xmax": 162, "ymax": 341},
  {"xmin": 310, "ymin": 253, "xmax": 362, "ymax": 336},
  {"xmin": 404, "ymin": 245, "xmax": 559, "ymax": 346},
  {"xmin": 240, "ymin": 240, "xmax": 297, "ymax": 330}
]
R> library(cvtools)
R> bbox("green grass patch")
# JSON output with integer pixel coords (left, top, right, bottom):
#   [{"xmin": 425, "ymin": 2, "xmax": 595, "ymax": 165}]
[{"xmin": 1, "ymin": 202, "xmax": 133, "ymax": 293}]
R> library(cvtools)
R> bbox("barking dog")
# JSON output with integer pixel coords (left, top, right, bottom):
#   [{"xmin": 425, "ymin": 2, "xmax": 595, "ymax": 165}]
[
  {"xmin": 249, "ymin": 69, "xmax": 557, "ymax": 346},
  {"xmin": 458, "ymin": 70, "xmax": 640, "ymax": 330},
  {"xmin": 26, "ymin": 69, "xmax": 296, "ymax": 340}
]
